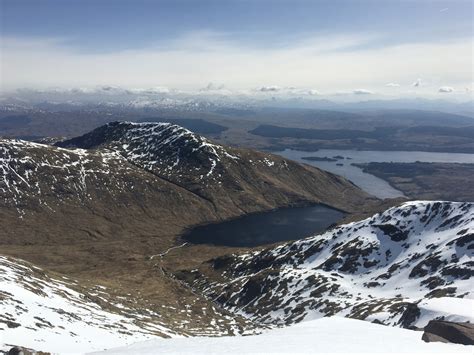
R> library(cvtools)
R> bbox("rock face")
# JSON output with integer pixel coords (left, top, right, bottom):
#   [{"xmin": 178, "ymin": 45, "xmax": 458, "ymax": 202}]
[
  {"xmin": 182, "ymin": 201, "xmax": 474, "ymax": 328},
  {"xmin": 6, "ymin": 346, "xmax": 50, "ymax": 355},
  {"xmin": 422, "ymin": 320, "xmax": 474, "ymax": 345}
]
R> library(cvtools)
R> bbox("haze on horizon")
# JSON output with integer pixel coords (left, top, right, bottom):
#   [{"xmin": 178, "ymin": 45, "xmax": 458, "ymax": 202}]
[{"xmin": 1, "ymin": 0, "xmax": 473, "ymax": 101}]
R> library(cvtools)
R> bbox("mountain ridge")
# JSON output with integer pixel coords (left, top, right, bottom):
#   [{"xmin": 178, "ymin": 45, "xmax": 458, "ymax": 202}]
[{"xmin": 52, "ymin": 121, "xmax": 375, "ymax": 214}]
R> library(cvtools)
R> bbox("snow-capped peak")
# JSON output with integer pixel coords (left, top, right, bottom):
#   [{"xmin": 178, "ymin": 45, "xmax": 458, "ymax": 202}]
[{"xmin": 58, "ymin": 121, "xmax": 238, "ymax": 181}]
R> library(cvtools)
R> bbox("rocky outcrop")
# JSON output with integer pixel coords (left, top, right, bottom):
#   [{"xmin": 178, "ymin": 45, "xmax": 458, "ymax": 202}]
[
  {"xmin": 422, "ymin": 320, "xmax": 474, "ymax": 345},
  {"xmin": 5, "ymin": 346, "xmax": 50, "ymax": 355}
]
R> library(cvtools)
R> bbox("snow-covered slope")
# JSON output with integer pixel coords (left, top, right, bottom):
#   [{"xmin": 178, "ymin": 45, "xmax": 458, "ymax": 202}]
[
  {"xmin": 184, "ymin": 201, "xmax": 474, "ymax": 328},
  {"xmin": 0, "ymin": 256, "xmax": 176, "ymax": 353},
  {"xmin": 57, "ymin": 121, "xmax": 238, "ymax": 182},
  {"xmin": 0, "ymin": 138, "xmax": 134, "ymax": 214},
  {"xmin": 90, "ymin": 316, "xmax": 472, "ymax": 355}
]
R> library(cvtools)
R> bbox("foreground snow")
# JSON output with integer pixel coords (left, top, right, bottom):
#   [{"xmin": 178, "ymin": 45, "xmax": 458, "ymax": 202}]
[
  {"xmin": 91, "ymin": 317, "xmax": 472, "ymax": 355},
  {"xmin": 0, "ymin": 256, "xmax": 174, "ymax": 353}
]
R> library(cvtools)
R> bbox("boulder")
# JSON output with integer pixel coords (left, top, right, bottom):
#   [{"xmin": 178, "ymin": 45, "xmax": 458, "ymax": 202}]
[
  {"xmin": 422, "ymin": 320, "xmax": 474, "ymax": 345},
  {"xmin": 8, "ymin": 347, "xmax": 32, "ymax": 355},
  {"xmin": 6, "ymin": 346, "xmax": 50, "ymax": 355}
]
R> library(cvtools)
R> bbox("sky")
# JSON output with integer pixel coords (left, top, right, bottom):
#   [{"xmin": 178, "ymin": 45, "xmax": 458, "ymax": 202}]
[{"xmin": 1, "ymin": 0, "xmax": 473, "ymax": 99}]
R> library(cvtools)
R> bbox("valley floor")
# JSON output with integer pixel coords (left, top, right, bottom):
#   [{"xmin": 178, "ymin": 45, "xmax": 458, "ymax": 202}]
[{"xmin": 90, "ymin": 317, "xmax": 472, "ymax": 355}]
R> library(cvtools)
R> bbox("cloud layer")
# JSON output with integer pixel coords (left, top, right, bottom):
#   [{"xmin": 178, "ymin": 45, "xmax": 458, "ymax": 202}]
[
  {"xmin": 439, "ymin": 86, "xmax": 454, "ymax": 93},
  {"xmin": 1, "ymin": 32, "xmax": 473, "ymax": 99}
]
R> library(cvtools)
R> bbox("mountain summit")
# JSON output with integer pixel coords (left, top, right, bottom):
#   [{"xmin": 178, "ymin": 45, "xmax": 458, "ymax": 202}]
[{"xmin": 57, "ymin": 121, "xmax": 237, "ymax": 182}]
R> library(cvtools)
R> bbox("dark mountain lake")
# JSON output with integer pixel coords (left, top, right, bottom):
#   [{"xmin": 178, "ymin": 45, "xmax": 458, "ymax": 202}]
[{"xmin": 182, "ymin": 204, "xmax": 345, "ymax": 247}]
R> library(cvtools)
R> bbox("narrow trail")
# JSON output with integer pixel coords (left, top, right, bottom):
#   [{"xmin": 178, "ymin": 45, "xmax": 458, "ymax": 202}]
[
  {"xmin": 150, "ymin": 242, "xmax": 188, "ymax": 260},
  {"xmin": 149, "ymin": 242, "xmax": 206, "ymax": 299}
]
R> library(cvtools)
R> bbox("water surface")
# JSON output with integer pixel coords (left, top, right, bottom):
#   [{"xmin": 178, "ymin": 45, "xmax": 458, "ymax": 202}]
[
  {"xmin": 182, "ymin": 205, "xmax": 344, "ymax": 247},
  {"xmin": 275, "ymin": 149, "xmax": 474, "ymax": 199}
]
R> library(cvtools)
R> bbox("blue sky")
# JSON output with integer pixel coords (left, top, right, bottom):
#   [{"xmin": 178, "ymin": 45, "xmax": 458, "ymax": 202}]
[
  {"xmin": 1, "ymin": 0, "xmax": 473, "ymax": 98},
  {"xmin": 3, "ymin": 0, "xmax": 471, "ymax": 51}
]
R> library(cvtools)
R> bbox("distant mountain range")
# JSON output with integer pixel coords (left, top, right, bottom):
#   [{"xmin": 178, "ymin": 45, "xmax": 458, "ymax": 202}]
[
  {"xmin": 1, "ymin": 100, "xmax": 473, "ymax": 156},
  {"xmin": 1, "ymin": 93, "xmax": 473, "ymax": 117}
]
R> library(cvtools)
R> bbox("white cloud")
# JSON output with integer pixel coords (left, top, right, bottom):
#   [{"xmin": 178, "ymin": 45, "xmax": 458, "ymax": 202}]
[
  {"xmin": 259, "ymin": 86, "xmax": 281, "ymax": 92},
  {"xmin": 439, "ymin": 8, "xmax": 449, "ymax": 12},
  {"xmin": 126, "ymin": 87, "xmax": 170, "ymax": 95},
  {"xmin": 353, "ymin": 89, "xmax": 373, "ymax": 95},
  {"xmin": 70, "ymin": 87, "xmax": 97, "ymax": 94},
  {"xmin": 385, "ymin": 83, "xmax": 400, "ymax": 87},
  {"xmin": 438, "ymin": 86, "xmax": 454, "ymax": 93},
  {"xmin": 1, "ymin": 33, "xmax": 472, "ymax": 97},
  {"xmin": 16, "ymin": 86, "xmax": 123, "ymax": 95},
  {"xmin": 413, "ymin": 79, "xmax": 422, "ymax": 87},
  {"xmin": 200, "ymin": 82, "xmax": 226, "ymax": 91},
  {"xmin": 308, "ymin": 89, "xmax": 320, "ymax": 95}
]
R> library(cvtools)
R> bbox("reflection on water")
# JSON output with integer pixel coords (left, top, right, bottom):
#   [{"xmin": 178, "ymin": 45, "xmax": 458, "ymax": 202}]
[
  {"xmin": 275, "ymin": 149, "xmax": 474, "ymax": 199},
  {"xmin": 182, "ymin": 205, "xmax": 344, "ymax": 247}
]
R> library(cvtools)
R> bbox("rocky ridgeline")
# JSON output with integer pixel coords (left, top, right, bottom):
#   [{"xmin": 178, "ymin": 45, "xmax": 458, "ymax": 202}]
[
  {"xmin": 0, "ymin": 139, "xmax": 117, "ymax": 211},
  {"xmin": 182, "ymin": 201, "xmax": 474, "ymax": 328},
  {"xmin": 56, "ymin": 121, "xmax": 240, "ymax": 183}
]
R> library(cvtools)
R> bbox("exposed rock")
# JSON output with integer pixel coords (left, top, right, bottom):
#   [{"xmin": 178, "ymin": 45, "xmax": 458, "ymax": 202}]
[
  {"xmin": 421, "ymin": 332, "xmax": 450, "ymax": 343},
  {"xmin": 422, "ymin": 320, "xmax": 474, "ymax": 345},
  {"xmin": 6, "ymin": 346, "xmax": 50, "ymax": 355}
]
